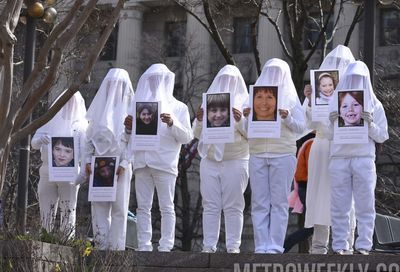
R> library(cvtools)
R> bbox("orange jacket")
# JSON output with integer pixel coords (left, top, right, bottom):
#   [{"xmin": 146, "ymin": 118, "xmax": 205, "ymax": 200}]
[{"xmin": 294, "ymin": 138, "xmax": 313, "ymax": 183}]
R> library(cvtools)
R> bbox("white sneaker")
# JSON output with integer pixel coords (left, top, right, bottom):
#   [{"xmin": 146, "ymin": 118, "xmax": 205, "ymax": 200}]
[
  {"xmin": 158, "ymin": 247, "xmax": 171, "ymax": 252},
  {"xmin": 334, "ymin": 249, "xmax": 352, "ymax": 255},
  {"xmin": 201, "ymin": 248, "xmax": 216, "ymax": 253},
  {"xmin": 136, "ymin": 245, "xmax": 153, "ymax": 252},
  {"xmin": 227, "ymin": 248, "xmax": 240, "ymax": 253},
  {"xmin": 355, "ymin": 249, "xmax": 369, "ymax": 255}
]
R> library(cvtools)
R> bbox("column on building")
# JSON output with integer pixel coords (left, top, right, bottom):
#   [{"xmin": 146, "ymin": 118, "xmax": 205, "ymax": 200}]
[{"xmin": 116, "ymin": 2, "xmax": 144, "ymax": 86}]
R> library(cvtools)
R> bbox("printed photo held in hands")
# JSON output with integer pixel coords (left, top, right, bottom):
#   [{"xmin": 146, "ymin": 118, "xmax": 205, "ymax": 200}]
[
  {"xmin": 206, "ymin": 93, "xmax": 231, "ymax": 128},
  {"xmin": 252, "ymin": 86, "xmax": 278, "ymax": 121},
  {"xmin": 51, "ymin": 137, "xmax": 75, "ymax": 167},
  {"xmin": 338, "ymin": 91, "xmax": 364, "ymax": 127}
]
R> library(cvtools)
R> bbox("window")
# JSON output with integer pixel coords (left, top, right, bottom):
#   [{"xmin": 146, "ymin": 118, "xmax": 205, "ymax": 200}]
[
  {"xmin": 304, "ymin": 13, "xmax": 333, "ymax": 50},
  {"xmin": 233, "ymin": 17, "xmax": 254, "ymax": 53},
  {"xmin": 100, "ymin": 24, "xmax": 118, "ymax": 61},
  {"xmin": 165, "ymin": 21, "xmax": 186, "ymax": 57},
  {"xmin": 380, "ymin": 9, "xmax": 400, "ymax": 46}
]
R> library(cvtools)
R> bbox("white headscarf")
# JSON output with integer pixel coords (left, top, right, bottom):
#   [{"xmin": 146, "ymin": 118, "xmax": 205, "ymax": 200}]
[
  {"xmin": 134, "ymin": 63, "xmax": 175, "ymax": 114},
  {"xmin": 255, "ymin": 58, "xmax": 299, "ymax": 110},
  {"xmin": 319, "ymin": 45, "xmax": 355, "ymax": 78},
  {"xmin": 86, "ymin": 68, "xmax": 134, "ymax": 155},
  {"xmin": 198, "ymin": 65, "xmax": 249, "ymax": 161},
  {"xmin": 37, "ymin": 91, "xmax": 87, "ymax": 136},
  {"xmin": 303, "ymin": 44, "xmax": 356, "ymax": 111},
  {"xmin": 329, "ymin": 61, "xmax": 379, "ymax": 114}
]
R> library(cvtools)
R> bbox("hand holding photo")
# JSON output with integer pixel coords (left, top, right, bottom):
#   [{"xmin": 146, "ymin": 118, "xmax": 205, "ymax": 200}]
[
  {"xmin": 247, "ymin": 85, "xmax": 281, "ymax": 139},
  {"xmin": 333, "ymin": 89, "xmax": 368, "ymax": 144},
  {"xmin": 202, "ymin": 92, "xmax": 234, "ymax": 144},
  {"xmin": 48, "ymin": 136, "xmax": 78, "ymax": 182}
]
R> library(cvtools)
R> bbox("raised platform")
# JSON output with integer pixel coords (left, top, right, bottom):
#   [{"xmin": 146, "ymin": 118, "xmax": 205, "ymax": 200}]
[{"xmin": 1, "ymin": 240, "xmax": 399, "ymax": 272}]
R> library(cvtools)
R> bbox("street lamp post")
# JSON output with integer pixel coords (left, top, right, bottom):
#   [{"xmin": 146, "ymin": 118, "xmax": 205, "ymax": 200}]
[
  {"xmin": 16, "ymin": 0, "xmax": 57, "ymax": 234},
  {"xmin": 16, "ymin": 14, "xmax": 37, "ymax": 235}
]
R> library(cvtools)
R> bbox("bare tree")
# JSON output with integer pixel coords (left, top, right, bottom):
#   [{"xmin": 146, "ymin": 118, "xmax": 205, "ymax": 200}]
[{"xmin": 0, "ymin": 0, "xmax": 125, "ymax": 196}]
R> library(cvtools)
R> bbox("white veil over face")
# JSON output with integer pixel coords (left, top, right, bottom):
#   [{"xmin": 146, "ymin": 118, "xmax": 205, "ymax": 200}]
[
  {"xmin": 329, "ymin": 61, "xmax": 379, "ymax": 113},
  {"xmin": 204, "ymin": 64, "xmax": 249, "ymax": 109},
  {"xmin": 134, "ymin": 64, "xmax": 175, "ymax": 113},
  {"xmin": 86, "ymin": 68, "xmax": 134, "ymax": 155},
  {"xmin": 198, "ymin": 65, "xmax": 248, "ymax": 161},
  {"xmin": 255, "ymin": 58, "xmax": 299, "ymax": 110},
  {"xmin": 319, "ymin": 45, "xmax": 355, "ymax": 77},
  {"xmin": 38, "ymin": 91, "xmax": 87, "ymax": 136}
]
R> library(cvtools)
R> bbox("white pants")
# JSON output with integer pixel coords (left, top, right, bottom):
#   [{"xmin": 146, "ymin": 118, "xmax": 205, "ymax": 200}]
[
  {"xmin": 311, "ymin": 205, "xmax": 356, "ymax": 254},
  {"xmin": 329, "ymin": 157, "xmax": 376, "ymax": 251},
  {"xmin": 200, "ymin": 158, "xmax": 249, "ymax": 252},
  {"xmin": 38, "ymin": 166, "xmax": 79, "ymax": 238},
  {"xmin": 91, "ymin": 165, "xmax": 132, "ymax": 250},
  {"xmin": 249, "ymin": 155, "xmax": 296, "ymax": 253},
  {"xmin": 135, "ymin": 167, "xmax": 176, "ymax": 251}
]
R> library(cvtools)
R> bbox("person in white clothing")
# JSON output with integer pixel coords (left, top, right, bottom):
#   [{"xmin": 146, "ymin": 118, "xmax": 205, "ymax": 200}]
[
  {"xmin": 84, "ymin": 68, "xmax": 134, "ymax": 250},
  {"xmin": 31, "ymin": 91, "xmax": 87, "ymax": 239},
  {"xmin": 124, "ymin": 64, "xmax": 193, "ymax": 252},
  {"xmin": 328, "ymin": 61, "xmax": 389, "ymax": 255},
  {"xmin": 193, "ymin": 65, "xmax": 249, "ymax": 253},
  {"xmin": 243, "ymin": 58, "xmax": 306, "ymax": 253},
  {"xmin": 303, "ymin": 44, "xmax": 356, "ymax": 254}
]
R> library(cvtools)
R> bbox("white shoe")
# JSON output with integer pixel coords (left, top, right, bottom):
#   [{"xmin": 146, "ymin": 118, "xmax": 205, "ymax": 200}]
[
  {"xmin": 355, "ymin": 249, "xmax": 369, "ymax": 255},
  {"xmin": 136, "ymin": 245, "xmax": 153, "ymax": 252},
  {"xmin": 227, "ymin": 248, "xmax": 240, "ymax": 253},
  {"xmin": 201, "ymin": 247, "xmax": 216, "ymax": 253},
  {"xmin": 334, "ymin": 249, "xmax": 352, "ymax": 255},
  {"xmin": 158, "ymin": 247, "xmax": 171, "ymax": 252}
]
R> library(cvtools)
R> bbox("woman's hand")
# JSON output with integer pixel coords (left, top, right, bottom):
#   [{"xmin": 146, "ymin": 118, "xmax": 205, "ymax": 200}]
[
  {"xmin": 243, "ymin": 107, "xmax": 251, "ymax": 118},
  {"xmin": 124, "ymin": 115, "xmax": 133, "ymax": 130},
  {"xmin": 303, "ymin": 84, "xmax": 312, "ymax": 107},
  {"xmin": 116, "ymin": 166, "xmax": 125, "ymax": 176},
  {"xmin": 196, "ymin": 107, "xmax": 204, "ymax": 121},
  {"xmin": 85, "ymin": 163, "xmax": 92, "ymax": 175},
  {"xmin": 160, "ymin": 113, "xmax": 173, "ymax": 127},
  {"xmin": 233, "ymin": 108, "xmax": 242, "ymax": 122},
  {"xmin": 279, "ymin": 109, "xmax": 289, "ymax": 119}
]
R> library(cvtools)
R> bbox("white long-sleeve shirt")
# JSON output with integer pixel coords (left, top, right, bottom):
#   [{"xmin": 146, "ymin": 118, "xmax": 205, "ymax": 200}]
[
  {"xmin": 329, "ymin": 102, "xmax": 389, "ymax": 159},
  {"xmin": 132, "ymin": 101, "xmax": 193, "ymax": 176},
  {"xmin": 247, "ymin": 102, "xmax": 306, "ymax": 155}
]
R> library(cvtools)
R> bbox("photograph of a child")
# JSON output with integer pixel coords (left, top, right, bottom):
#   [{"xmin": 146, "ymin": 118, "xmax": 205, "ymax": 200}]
[
  {"xmin": 51, "ymin": 137, "xmax": 74, "ymax": 167},
  {"xmin": 252, "ymin": 86, "xmax": 278, "ymax": 121},
  {"xmin": 338, "ymin": 91, "xmax": 364, "ymax": 127},
  {"xmin": 93, "ymin": 157, "xmax": 117, "ymax": 187},
  {"xmin": 314, "ymin": 71, "xmax": 338, "ymax": 105},
  {"xmin": 136, "ymin": 102, "xmax": 158, "ymax": 135},
  {"xmin": 206, "ymin": 93, "xmax": 231, "ymax": 128}
]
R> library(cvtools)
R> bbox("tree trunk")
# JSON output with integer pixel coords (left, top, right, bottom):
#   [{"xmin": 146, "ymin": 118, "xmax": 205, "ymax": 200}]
[{"xmin": 292, "ymin": 60, "xmax": 308, "ymax": 99}]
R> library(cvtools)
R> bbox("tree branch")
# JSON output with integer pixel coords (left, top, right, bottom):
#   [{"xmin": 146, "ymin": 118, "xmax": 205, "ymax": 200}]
[
  {"xmin": 12, "ymin": 0, "xmax": 125, "ymax": 143},
  {"xmin": 202, "ymin": 0, "xmax": 235, "ymax": 65}
]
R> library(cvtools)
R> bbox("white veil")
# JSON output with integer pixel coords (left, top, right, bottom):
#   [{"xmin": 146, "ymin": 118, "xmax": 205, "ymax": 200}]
[
  {"xmin": 328, "ymin": 61, "xmax": 379, "ymax": 114},
  {"xmin": 133, "ymin": 63, "xmax": 176, "ymax": 114},
  {"xmin": 86, "ymin": 68, "xmax": 134, "ymax": 155},
  {"xmin": 37, "ymin": 91, "xmax": 87, "ymax": 136},
  {"xmin": 255, "ymin": 58, "xmax": 299, "ymax": 110},
  {"xmin": 198, "ymin": 65, "xmax": 249, "ymax": 161}
]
